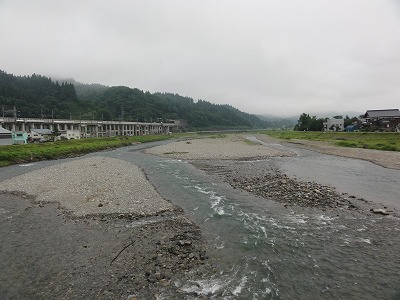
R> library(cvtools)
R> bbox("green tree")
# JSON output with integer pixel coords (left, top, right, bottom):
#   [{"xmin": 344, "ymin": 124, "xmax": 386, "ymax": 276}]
[{"xmin": 295, "ymin": 113, "xmax": 324, "ymax": 131}]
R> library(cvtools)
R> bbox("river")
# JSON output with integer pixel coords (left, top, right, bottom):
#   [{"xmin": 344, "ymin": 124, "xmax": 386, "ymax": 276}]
[{"xmin": 1, "ymin": 139, "xmax": 399, "ymax": 299}]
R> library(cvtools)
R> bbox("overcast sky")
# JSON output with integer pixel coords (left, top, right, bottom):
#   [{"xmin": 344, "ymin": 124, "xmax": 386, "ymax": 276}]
[{"xmin": 1, "ymin": 0, "xmax": 399, "ymax": 117}]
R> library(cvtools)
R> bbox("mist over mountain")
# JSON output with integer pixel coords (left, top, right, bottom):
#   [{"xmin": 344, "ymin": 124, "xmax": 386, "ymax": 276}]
[{"xmin": 1, "ymin": 70, "xmax": 292, "ymax": 130}]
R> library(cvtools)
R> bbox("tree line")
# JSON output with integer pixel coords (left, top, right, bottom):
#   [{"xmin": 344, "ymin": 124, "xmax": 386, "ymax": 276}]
[
  {"xmin": 0, "ymin": 70, "xmax": 290, "ymax": 130},
  {"xmin": 294, "ymin": 113, "xmax": 359, "ymax": 131},
  {"xmin": 0, "ymin": 70, "xmax": 90, "ymax": 119}
]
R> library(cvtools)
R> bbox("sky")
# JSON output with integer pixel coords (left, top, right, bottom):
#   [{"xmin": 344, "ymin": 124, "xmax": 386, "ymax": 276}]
[{"xmin": 1, "ymin": 0, "xmax": 400, "ymax": 117}]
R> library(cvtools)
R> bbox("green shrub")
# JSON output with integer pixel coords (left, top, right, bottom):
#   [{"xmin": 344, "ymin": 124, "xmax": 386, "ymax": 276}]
[{"xmin": 0, "ymin": 134, "xmax": 174, "ymax": 167}]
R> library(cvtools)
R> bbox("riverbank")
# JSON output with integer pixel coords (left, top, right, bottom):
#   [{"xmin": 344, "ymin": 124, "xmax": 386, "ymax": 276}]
[
  {"xmin": 146, "ymin": 133, "xmax": 398, "ymax": 216},
  {"xmin": 145, "ymin": 133, "xmax": 296, "ymax": 160},
  {"xmin": 281, "ymin": 138, "xmax": 400, "ymax": 170},
  {"xmin": 262, "ymin": 131, "xmax": 400, "ymax": 152},
  {"xmin": 1, "ymin": 134, "xmax": 398, "ymax": 298},
  {"xmin": 258, "ymin": 131, "xmax": 400, "ymax": 170},
  {"xmin": 0, "ymin": 134, "xmax": 172, "ymax": 167},
  {"xmin": 0, "ymin": 157, "xmax": 213, "ymax": 299},
  {"xmin": 146, "ymin": 133, "xmax": 400, "ymax": 170}
]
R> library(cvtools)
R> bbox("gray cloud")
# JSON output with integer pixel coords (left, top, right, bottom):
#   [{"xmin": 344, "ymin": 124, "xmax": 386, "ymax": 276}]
[{"xmin": 1, "ymin": 0, "xmax": 399, "ymax": 117}]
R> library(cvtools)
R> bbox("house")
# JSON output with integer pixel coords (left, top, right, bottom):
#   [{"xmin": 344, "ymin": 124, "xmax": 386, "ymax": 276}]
[
  {"xmin": 0, "ymin": 126, "xmax": 13, "ymax": 145},
  {"xmin": 362, "ymin": 109, "xmax": 400, "ymax": 131},
  {"xmin": 323, "ymin": 119, "xmax": 344, "ymax": 131},
  {"xmin": 12, "ymin": 131, "xmax": 28, "ymax": 144},
  {"xmin": 60, "ymin": 129, "xmax": 81, "ymax": 140},
  {"xmin": 29, "ymin": 128, "xmax": 53, "ymax": 142}
]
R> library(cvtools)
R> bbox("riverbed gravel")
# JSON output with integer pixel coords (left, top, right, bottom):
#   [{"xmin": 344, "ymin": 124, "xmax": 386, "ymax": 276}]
[
  {"xmin": 1, "ymin": 134, "xmax": 397, "ymax": 299},
  {"xmin": 0, "ymin": 156, "xmax": 175, "ymax": 217},
  {"xmin": 0, "ymin": 192, "xmax": 212, "ymax": 299},
  {"xmin": 191, "ymin": 159, "xmax": 362, "ymax": 211},
  {"xmin": 145, "ymin": 134, "xmax": 295, "ymax": 160},
  {"xmin": 0, "ymin": 156, "xmax": 214, "ymax": 299},
  {"xmin": 147, "ymin": 133, "xmax": 389, "ymax": 213}
]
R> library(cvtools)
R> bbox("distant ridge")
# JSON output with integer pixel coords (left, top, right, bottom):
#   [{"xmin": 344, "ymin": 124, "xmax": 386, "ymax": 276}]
[{"xmin": 0, "ymin": 70, "xmax": 278, "ymax": 130}]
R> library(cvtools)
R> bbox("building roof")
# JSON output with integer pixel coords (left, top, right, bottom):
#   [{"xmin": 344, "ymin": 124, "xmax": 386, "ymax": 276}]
[
  {"xmin": 364, "ymin": 109, "xmax": 400, "ymax": 118},
  {"xmin": 0, "ymin": 126, "xmax": 12, "ymax": 134},
  {"xmin": 31, "ymin": 128, "xmax": 53, "ymax": 135}
]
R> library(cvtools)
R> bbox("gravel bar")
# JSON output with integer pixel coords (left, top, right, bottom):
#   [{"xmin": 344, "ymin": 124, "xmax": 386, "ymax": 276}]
[
  {"xmin": 0, "ymin": 156, "xmax": 174, "ymax": 217},
  {"xmin": 145, "ymin": 134, "xmax": 295, "ymax": 160}
]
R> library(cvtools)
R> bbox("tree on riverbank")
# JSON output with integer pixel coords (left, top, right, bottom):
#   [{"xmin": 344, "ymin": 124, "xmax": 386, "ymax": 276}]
[{"xmin": 294, "ymin": 113, "xmax": 325, "ymax": 131}]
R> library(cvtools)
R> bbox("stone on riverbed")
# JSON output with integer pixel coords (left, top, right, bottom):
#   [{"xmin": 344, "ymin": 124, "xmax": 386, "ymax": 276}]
[{"xmin": 370, "ymin": 208, "xmax": 390, "ymax": 215}]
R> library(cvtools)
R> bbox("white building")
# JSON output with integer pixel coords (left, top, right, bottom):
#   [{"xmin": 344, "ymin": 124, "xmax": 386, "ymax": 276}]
[
  {"xmin": 323, "ymin": 119, "xmax": 344, "ymax": 132},
  {"xmin": 60, "ymin": 129, "xmax": 81, "ymax": 140}
]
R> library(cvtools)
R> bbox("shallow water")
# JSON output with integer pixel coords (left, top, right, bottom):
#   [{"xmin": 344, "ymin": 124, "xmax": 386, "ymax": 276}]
[
  {"xmin": 1, "ymin": 141, "xmax": 400, "ymax": 299},
  {"xmin": 116, "ymin": 144, "xmax": 400, "ymax": 299},
  {"xmin": 276, "ymin": 151, "xmax": 400, "ymax": 211}
]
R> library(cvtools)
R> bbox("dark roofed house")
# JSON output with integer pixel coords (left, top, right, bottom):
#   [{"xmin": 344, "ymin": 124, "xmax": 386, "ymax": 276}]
[
  {"xmin": 29, "ymin": 128, "xmax": 53, "ymax": 142},
  {"xmin": 362, "ymin": 109, "xmax": 400, "ymax": 132},
  {"xmin": 364, "ymin": 109, "xmax": 400, "ymax": 118}
]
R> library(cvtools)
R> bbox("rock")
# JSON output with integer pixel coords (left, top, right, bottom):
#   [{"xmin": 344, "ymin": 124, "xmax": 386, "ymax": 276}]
[{"xmin": 370, "ymin": 208, "xmax": 390, "ymax": 215}]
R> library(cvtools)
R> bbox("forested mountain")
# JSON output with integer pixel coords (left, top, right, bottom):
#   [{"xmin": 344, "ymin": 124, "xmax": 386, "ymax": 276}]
[
  {"xmin": 0, "ymin": 70, "xmax": 281, "ymax": 130},
  {"xmin": 0, "ymin": 70, "xmax": 91, "ymax": 119},
  {"xmin": 54, "ymin": 77, "xmax": 109, "ymax": 101}
]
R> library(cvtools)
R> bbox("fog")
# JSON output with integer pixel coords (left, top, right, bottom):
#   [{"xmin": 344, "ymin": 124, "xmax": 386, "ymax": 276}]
[{"xmin": 1, "ymin": 0, "xmax": 399, "ymax": 117}]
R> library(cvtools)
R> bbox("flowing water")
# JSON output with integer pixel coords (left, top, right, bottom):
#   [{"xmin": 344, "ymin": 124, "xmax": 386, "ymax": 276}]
[{"xmin": 1, "ymin": 140, "xmax": 400, "ymax": 299}]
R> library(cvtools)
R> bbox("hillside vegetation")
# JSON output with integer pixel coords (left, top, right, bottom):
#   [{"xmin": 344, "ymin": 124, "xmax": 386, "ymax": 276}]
[{"xmin": 0, "ymin": 70, "xmax": 291, "ymax": 130}]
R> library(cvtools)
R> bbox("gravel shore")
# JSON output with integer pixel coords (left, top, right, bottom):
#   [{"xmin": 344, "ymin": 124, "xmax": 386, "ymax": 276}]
[
  {"xmin": 147, "ymin": 133, "xmax": 400, "ymax": 170},
  {"xmin": 145, "ymin": 134, "xmax": 295, "ymax": 160},
  {"xmin": 277, "ymin": 137, "xmax": 400, "ymax": 170},
  {"xmin": 0, "ymin": 157, "xmax": 213, "ymax": 299},
  {"xmin": 145, "ymin": 133, "xmax": 398, "ymax": 215},
  {"xmin": 1, "ymin": 134, "xmax": 397, "ymax": 298},
  {"xmin": 0, "ymin": 192, "xmax": 211, "ymax": 299},
  {"xmin": 0, "ymin": 156, "xmax": 175, "ymax": 217}
]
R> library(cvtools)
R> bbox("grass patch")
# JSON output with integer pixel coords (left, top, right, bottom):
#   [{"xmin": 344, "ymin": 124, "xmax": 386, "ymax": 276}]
[
  {"xmin": 0, "ymin": 134, "xmax": 174, "ymax": 167},
  {"xmin": 264, "ymin": 131, "xmax": 400, "ymax": 152}
]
